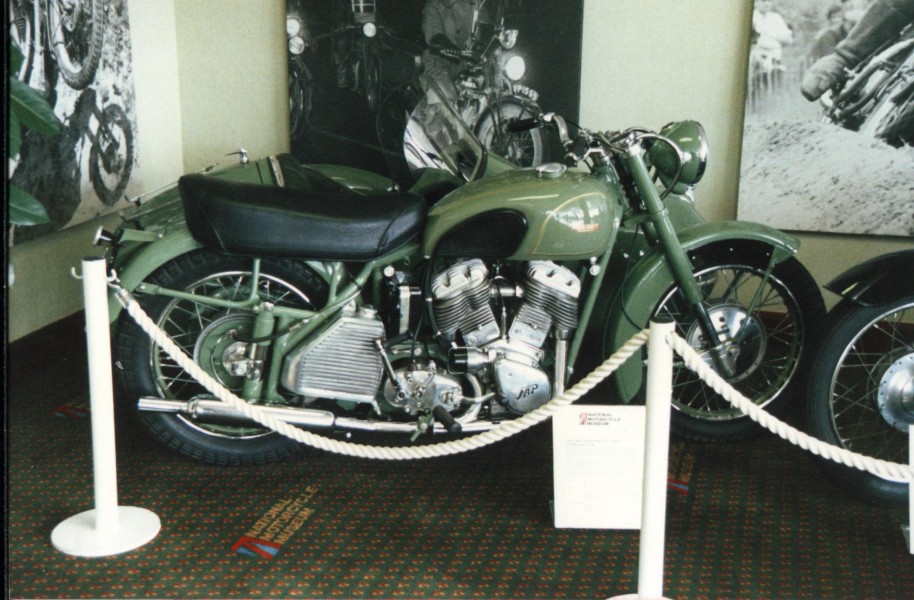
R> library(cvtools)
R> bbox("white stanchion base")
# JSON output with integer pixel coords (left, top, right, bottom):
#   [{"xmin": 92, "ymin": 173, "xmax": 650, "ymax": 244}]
[
  {"xmin": 607, "ymin": 594, "xmax": 672, "ymax": 599},
  {"xmin": 51, "ymin": 507, "xmax": 161, "ymax": 557},
  {"xmin": 904, "ymin": 525, "xmax": 911, "ymax": 555}
]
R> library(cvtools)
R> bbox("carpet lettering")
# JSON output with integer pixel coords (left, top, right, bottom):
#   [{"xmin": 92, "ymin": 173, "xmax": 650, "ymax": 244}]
[
  {"xmin": 667, "ymin": 441, "xmax": 695, "ymax": 495},
  {"xmin": 232, "ymin": 484, "xmax": 320, "ymax": 558}
]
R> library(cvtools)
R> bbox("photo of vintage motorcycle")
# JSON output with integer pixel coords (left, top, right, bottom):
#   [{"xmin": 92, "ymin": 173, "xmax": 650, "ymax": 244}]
[
  {"xmin": 93, "ymin": 81, "xmax": 826, "ymax": 465},
  {"xmin": 8, "ymin": 0, "xmax": 138, "ymax": 244},
  {"xmin": 804, "ymin": 249, "xmax": 914, "ymax": 506},
  {"xmin": 285, "ymin": 0, "xmax": 581, "ymax": 179}
]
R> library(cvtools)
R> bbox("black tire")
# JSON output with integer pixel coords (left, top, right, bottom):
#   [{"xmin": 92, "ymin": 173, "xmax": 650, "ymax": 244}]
[
  {"xmin": 806, "ymin": 295, "xmax": 914, "ymax": 506},
  {"xmin": 650, "ymin": 242, "xmax": 825, "ymax": 441},
  {"xmin": 89, "ymin": 103, "xmax": 134, "ymax": 205},
  {"xmin": 114, "ymin": 250, "xmax": 328, "ymax": 465},
  {"xmin": 475, "ymin": 100, "xmax": 545, "ymax": 167},
  {"xmin": 47, "ymin": 0, "xmax": 103, "ymax": 90}
]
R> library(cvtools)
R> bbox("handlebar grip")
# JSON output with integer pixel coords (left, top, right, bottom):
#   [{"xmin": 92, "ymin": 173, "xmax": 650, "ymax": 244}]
[{"xmin": 505, "ymin": 117, "xmax": 539, "ymax": 133}]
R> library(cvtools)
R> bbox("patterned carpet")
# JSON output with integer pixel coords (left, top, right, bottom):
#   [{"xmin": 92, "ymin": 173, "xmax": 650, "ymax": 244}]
[{"xmin": 7, "ymin": 316, "xmax": 912, "ymax": 599}]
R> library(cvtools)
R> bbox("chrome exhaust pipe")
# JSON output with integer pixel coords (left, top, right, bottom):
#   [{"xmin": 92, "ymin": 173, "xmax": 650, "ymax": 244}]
[
  {"xmin": 137, "ymin": 397, "xmax": 499, "ymax": 434},
  {"xmin": 137, "ymin": 397, "xmax": 336, "ymax": 428}
]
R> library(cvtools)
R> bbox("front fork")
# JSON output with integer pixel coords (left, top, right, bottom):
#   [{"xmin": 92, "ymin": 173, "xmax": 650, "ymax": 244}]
[{"xmin": 622, "ymin": 146, "xmax": 739, "ymax": 377}]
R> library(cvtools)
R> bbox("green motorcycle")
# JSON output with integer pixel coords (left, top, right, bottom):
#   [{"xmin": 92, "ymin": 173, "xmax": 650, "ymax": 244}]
[{"xmin": 95, "ymin": 84, "xmax": 825, "ymax": 464}]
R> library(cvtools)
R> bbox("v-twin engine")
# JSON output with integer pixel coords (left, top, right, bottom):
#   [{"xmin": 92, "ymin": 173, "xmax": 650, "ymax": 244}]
[
  {"xmin": 278, "ymin": 259, "xmax": 581, "ymax": 418},
  {"xmin": 431, "ymin": 259, "xmax": 581, "ymax": 413}
]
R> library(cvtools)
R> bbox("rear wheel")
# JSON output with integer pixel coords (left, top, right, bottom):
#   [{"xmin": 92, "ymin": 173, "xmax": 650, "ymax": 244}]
[
  {"xmin": 806, "ymin": 295, "xmax": 914, "ymax": 505},
  {"xmin": 650, "ymin": 243, "xmax": 825, "ymax": 441},
  {"xmin": 114, "ymin": 250, "xmax": 328, "ymax": 465}
]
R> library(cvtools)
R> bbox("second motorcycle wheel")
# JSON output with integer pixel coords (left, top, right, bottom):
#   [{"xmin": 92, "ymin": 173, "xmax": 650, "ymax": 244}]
[
  {"xmin": 114, "ymin": 250, "xmax": 329, "ymax": 465},
  {"xmin": 806, "ymin": 295, "xmax": 914, "ymax": 506},
  {"xmin": 650, "ymin": 242, "xmax": 825, "ymax": 442}
]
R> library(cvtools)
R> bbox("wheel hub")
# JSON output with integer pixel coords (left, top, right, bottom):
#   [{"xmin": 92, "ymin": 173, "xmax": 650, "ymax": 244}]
[
  {"xmin": 877, "ymin": 351, "xmax": 914, "ymax": 432},
  {"xmin": 193, "ymin": 313, "xmax": 256, "ymax": 390},
  {"xmin": 686, "ymin": 302, "xmax": 766, "ymax": 382}
]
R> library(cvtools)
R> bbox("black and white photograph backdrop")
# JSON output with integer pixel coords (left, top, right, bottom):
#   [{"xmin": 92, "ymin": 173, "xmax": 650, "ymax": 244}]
[
  {"xmin": 10, "ymin": 0, "xmax": 138, "ymax": 245},
  {"xmin": 738, "ymin": 0, "xmax": 914, "ymax": 237},
  {"xmin": 285, "ymin": 0, "xmax": 583, "ymax": 185}
]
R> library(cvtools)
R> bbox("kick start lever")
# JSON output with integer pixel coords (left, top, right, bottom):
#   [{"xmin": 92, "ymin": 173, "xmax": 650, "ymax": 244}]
[{"xmin": 432, "ymin": 405, "xmax": 462, "ymax": 433}]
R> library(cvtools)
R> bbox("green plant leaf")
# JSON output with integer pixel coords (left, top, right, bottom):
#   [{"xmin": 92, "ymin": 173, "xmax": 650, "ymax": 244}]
[
  {"xmin": 10, "ymin": 41, "xmax": 23, "ymax": 74},
  {"xmin": 10, "ymin": 77, "xmax": 62, "ymax": 135},
  {"xmin": 9, "ymin": 110, "xmax": 21, "ymax": 159},
  {"xmin": 9, "ymin": 185, "xmax": 51, "ymax": 226}
]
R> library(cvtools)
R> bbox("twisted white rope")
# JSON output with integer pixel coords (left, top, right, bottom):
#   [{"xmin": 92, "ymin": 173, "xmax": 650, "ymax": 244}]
[
  {"xmin": 120, "ymin": 287, "xmax": 914, "ymax": 480},
  {"xmin": 666, "ymin": 332, "xmax": 914, "ymax": 483},
  {"xmin": 122, "ymin": 290, "xmax": 648, "ymax": 460}
]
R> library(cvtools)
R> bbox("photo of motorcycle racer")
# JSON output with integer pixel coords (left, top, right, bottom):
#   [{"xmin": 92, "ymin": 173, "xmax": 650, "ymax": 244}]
[
  {"xmin": 737, "ymin": 0, "xmax": 914, "ymax": 237},
  {"xmin": 801, "ymin": 0, "xmax": 914, "ymax": 99}
]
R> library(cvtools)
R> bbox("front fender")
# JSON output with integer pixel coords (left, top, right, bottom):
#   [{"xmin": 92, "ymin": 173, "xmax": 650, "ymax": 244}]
[
  {"xmin": 826, "ymin": 249, "xmax": 914, "ymax": 307},
  {"xmin": 602, "ymin": 221, "xmax": 800, "ymax": 402}
]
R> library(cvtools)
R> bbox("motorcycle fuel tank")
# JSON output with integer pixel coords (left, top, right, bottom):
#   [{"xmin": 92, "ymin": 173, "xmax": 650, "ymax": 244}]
[{"xmin": 422, "ymin": 166, "xmax": 620, "ymax": 260}]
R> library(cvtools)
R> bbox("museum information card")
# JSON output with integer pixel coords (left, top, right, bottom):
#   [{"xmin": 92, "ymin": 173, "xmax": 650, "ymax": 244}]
[{"xmin": 553, "ymin": 405, "xmax": 645, "ymax": 529}]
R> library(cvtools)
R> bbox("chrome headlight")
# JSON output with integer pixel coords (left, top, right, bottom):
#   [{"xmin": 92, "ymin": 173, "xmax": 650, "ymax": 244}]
[
  {"xmin": 648, "ymin": 120, "xmax": 709, "ymax": 192},
  {"xmin": 503, "ymin": 54, "xmax": 526, "ymax": 82},
  {"xmin": 362, "ymin": 22, "xmax": 377, "ymax": 38},
  {"xmin": 499, "ymin": 28, "xmax": 518, "ymax": 49}
]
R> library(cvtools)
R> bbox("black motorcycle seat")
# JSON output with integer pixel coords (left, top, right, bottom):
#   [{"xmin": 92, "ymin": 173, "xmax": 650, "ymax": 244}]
[{"xmin": 179, "ymin": 174, "xmax": 427, "ymax": 261}]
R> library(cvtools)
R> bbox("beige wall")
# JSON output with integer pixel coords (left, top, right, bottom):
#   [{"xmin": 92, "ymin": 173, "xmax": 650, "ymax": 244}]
[
  {"xmin": 8, "ymin": 0, "xmax": 913, "ymax": 341},
  {"xmin": 173, "ymin": 0, "xmax": 289, "ymax": 172}
]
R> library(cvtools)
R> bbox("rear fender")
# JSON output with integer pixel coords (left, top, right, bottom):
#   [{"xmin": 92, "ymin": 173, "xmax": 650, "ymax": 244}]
[
  {"xmin": 600, "ymin": 221, "xmax": 799, "ymax": 402},
  {"xmin": 106, "ymin": 226, "xmax": 333, "ymax": 323}
]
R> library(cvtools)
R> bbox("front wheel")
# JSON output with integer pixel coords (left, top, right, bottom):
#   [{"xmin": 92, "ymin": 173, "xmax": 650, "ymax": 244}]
[
  {"xmin": 114, "ymin": 250, "xmax": 328, "ymax": 465},
  {"xmin": 806, "ymin": 295, "xmax": 914, "ymax": 505},
  {"xmin": 650, "ymin": 243, "xmax": 825, "ymax": 441},
  {"xmin": 475, "ymin": 100, "xmax": 545, "ymax": 167}
]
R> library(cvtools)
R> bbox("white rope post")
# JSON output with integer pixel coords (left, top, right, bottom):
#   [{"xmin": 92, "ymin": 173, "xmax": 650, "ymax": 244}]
[
  {"xmin": 638, "ymin": 319, "xmax": 675, "ymax": 599},
  {"xmin": 51, "ymin": 257, "xmax": 161, "ymax": 557}
]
